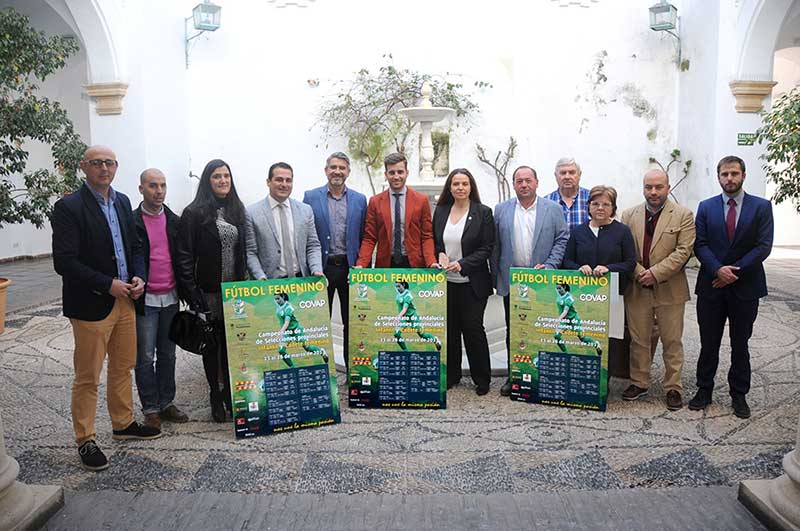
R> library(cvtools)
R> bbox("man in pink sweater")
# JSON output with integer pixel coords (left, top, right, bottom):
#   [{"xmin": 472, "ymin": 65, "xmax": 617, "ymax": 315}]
[{"xmin": 133, "ymin": 168, "xmax": 189, "ymax": 428}]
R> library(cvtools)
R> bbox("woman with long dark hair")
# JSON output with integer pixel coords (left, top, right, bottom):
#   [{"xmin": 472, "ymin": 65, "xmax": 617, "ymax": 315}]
[
  {"xmin": 433, "ymin": 168, "xmax": 495, "ymax": 395},
  {"xmin": 176, "ymin": 159, "xmax": 247, "ymax": 422}
]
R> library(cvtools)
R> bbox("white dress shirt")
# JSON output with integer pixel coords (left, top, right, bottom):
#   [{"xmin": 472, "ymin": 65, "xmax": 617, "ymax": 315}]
[
  {"xmin": 268, "ymin": 194, "xmax": 300, "ymax": 276},
  {"xmin": 512, "ymin": 198, "xmax": 537, "ymax": 267}
]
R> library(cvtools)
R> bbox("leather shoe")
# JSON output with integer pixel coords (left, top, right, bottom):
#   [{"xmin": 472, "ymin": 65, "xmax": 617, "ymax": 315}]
[
  {"xmin": 500, "ymin": 379, "xmax": 511, "ymax": 397},
  {"xmin": 143, "ymin": 412, "xmax": 161, "ymax": 430},
  {"xmin": 210, "ymin": 396, "xmax": 226, "ymax": 423},
  {"xmin": 732, "ymin": 394, "xmax": 751, "ymax": 419},
  {"xmin": 688, "ymin": 389, "xmax": 712, "ymax": 411},
  {"xmin": 160, "ymin": 405, "xmax": 189, "ymax": 423},
  {"xmin": 476, "ymin": 384, "xmax": 490, "ymax": 396},
  {"xmin": 622, "ymin": 384, "xmax": 648, "ymax": 401},
  {"xmin": 665, "ymin": 390, "xmax": 683, "ymax": 411}
]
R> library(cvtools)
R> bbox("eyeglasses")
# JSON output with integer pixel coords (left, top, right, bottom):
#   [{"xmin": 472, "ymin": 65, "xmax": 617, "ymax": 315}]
[
  {"xmin": 86, "ymin": 159, "xmax": 118, "ymax": 168},
  {"xmin": 590, "ymin": 201, "xmax": 613, "ymax": 208}
]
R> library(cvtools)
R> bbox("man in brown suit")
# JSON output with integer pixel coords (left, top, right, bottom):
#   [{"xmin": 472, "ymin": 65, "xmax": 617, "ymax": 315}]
[{"xmin": 620, "ymin": 169, "xmax": 696, "ymax": 410}]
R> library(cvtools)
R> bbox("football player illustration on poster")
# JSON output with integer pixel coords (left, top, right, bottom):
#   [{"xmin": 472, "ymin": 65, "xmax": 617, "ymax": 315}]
[
  {"xmin": 553, "ymin": 282, "xmax": 602, "ymax": 356},
  {"xmin": 393, "ymin": 281, "xmax": 442, "ymax": 352},
  {"xmin": 273, "ymin": 293, "xmax": 328, "ymax": 367}
]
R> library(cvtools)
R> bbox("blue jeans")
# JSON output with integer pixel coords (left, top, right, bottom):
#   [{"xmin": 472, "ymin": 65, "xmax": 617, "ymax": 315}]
[{"xmin": 135, "ymin": 303, "xmax": 179, "ymax": 414}]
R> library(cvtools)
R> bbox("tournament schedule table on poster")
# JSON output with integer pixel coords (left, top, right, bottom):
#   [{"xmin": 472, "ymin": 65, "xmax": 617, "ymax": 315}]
[
  {"xmin": 264, "ymin": 366, "xmax": 334, "ymax": 428},
  {"xmin": 537, "ymin": 351, "xmax": 602, "ymax": 404},
  {"xmin": 378, "ymin": 351, "xmax": 440, "ymax": 403}
]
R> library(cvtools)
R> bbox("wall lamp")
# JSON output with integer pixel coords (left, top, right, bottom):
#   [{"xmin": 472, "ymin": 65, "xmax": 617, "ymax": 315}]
[
  {"xmin": 649, "ymin": 0, "xmax": 681, "ymax": 65},
  {"xmin": 185, "ymin": 1, "xmax": 222, "ymax": 68}
]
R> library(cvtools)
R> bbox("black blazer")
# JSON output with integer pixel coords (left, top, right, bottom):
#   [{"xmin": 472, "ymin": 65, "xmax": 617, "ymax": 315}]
[
  {"xmin": 133, "ymin": 204, "xmax": 187, "ymax": 314},
  {"xmin": 562, "ymin": 219, "xmax": 636, "ymax": 294},
  {"xmin": 52, "ymin": 183, "xmax": 145, "ymax": 321},
  {"xmin": 175, "ymin": 205, "xmax": 247, "ymax": 310},
  {"xmin": 433, "ymin": 201, "xmax": 495, "ymax": 299}
]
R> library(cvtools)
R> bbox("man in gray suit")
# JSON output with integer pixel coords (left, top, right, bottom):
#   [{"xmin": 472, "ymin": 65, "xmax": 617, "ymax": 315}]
[
  {"xmin": 245, "ymin": 162, "xmax": 324, "ymax": 281},
  {"xmin": 491, "ymin": 165, "xmax": 569, "ymax": 396}
]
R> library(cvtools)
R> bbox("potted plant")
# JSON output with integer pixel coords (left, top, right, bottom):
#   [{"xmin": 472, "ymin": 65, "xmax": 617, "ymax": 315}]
[{"xmin": 0, "ymin": 8, "xmax": 86, "ymax": 332}]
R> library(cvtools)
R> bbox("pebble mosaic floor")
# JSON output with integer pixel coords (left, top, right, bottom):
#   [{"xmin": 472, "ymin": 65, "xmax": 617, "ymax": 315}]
[{"xmin": 1, "ymin": 260, "xmax": 798, "ymax": 495}]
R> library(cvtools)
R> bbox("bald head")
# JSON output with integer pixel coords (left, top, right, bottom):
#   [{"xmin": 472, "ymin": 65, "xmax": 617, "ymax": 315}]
[
  {"xmin": 139, "ymin": 168, "xmax": 167, "ymax": 212},
  {"xmin": 79, "ymin": 145, "xmax": 118, "ymax": 196},
  {"xmin": 140, "ymin": 168, "xmax": 165, "ymax": 184},
  {"xmin": 643, "ymin": 169, "xmax": 670, "ymax": 210},
  {"xmin": 83, "ymin": 145, "xmax": 116, "ymax": 161}
]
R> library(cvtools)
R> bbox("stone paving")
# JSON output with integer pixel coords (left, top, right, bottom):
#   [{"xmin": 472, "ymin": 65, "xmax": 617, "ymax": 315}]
[{"xmin": 0, "ymin": 259, "xmax": 797, "ymax": 499}]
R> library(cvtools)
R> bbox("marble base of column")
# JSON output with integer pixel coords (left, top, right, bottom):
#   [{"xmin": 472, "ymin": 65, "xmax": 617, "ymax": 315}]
[{"xmin": 738, "ymin": 414, "xmax": 800, "ymax": 531}]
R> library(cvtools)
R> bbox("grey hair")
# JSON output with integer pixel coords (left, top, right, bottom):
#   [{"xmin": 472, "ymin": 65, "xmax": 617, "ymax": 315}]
[
  {"xmin": 326, "ymin": 152, "xmax": 350, "ymax": 168},
  {"xmin": 554, "ymin": 157, "xmax": 581, "ymax": 175}
]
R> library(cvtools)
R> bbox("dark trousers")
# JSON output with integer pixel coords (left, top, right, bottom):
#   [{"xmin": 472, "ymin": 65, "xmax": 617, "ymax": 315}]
[
  {"xmin": 447, "ymin": 282, "xmax": 491, "ymax": 387},
  {"xmin": 325, "ymin": 257, "xmax": 350, "ymax": 368},
  {"xmin": 696, "ymin": 292, "xmax": 759, "ymax": 397}
]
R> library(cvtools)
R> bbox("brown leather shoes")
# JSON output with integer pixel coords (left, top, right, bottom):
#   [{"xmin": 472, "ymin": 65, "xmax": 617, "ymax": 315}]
[
  {"xmin": 160, "ymin": 405, "xmax": 189, "ymax": 423},
  {"xmin": 666, "ymin": 390, "xmax": 683, "ymax": 411},
  {"xmin": 143, "ymin": 412, "xmax": 161, "ymax": 430}
]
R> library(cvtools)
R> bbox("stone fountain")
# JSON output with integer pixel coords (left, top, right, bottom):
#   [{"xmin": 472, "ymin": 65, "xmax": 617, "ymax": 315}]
[{"xmin": 398, "ymin": 81, "xmax": 455, "ymax": 204}]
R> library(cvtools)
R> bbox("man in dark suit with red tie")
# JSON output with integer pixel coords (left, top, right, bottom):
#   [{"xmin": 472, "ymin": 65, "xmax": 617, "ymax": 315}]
[
  {"xmin": 356, "ymin": 152, "xmax": 437, "ymax": 269},
  {"xmin": 689, "ymin": 155, "xmax": 773, "ymax": 419}
]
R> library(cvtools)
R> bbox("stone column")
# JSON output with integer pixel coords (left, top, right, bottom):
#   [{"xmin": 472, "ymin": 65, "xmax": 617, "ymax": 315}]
[
  {"xmin": 0, "ymin": 412, "xmax": 63, "ymax": 529},
  {"xmin": 739, "ymin": 413, "xmax": 800, "ymax": 530}
]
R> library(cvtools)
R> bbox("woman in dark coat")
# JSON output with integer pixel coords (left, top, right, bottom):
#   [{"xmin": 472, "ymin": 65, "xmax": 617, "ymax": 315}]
[
  {"xmin": 433, "ymin": 168, "xmax": 495, "ymax": 395},
  {"xmin": 563, "ymin": 184, "xmax": 636, "ymax": 377},
  {"xmin": 563, "ymin": 185, "xmax": 636, "ymax": 293},
  {"xmin": 176, "ymin": 159, "xmax": 247, "ymax": 422}
]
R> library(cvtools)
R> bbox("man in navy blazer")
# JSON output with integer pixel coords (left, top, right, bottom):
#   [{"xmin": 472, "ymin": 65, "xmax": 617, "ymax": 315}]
[
  {"xmin": 52, "ymin": 145, "xmax": 161, "ymax": 472},
  {"xmin": 303, "ymin": 152, "xmax": 367, "ymax": 369},
  {"xmin": 689, "ymin": 155, "xmax": 773, "ymax": 419},
  {"xmin": 491, "ymin": 166, "xmax": 569, "ymax": 396}
]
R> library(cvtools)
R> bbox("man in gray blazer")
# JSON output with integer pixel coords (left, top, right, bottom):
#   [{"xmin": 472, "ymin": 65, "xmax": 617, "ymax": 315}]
[
  {"xmin": 245, "ymin": 162, "xmax": 324, "ymax": 280},
  {"xmin": 491, "ymin": 165, "xmax": 569, "ymax": 396}
]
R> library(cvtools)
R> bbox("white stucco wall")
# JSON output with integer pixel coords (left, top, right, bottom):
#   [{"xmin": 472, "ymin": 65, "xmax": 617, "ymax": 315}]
[
  {"xmin": 185, "ymin": 0, "xmax": 680, "ymax": 211},
  {"xmin": 1, "ymin": 0, "xmax": 797, "ymax": 259}
]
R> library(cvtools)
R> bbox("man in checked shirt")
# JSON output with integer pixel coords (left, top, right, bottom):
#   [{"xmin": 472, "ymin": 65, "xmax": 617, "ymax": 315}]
[{"xmin": 545, "ymin": 157, "xmax": 590, "ymax": 232}]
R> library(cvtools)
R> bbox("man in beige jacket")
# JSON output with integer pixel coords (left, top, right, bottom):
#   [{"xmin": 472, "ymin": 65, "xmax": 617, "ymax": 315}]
[{"xmin": 620, "ymin": 169, "xmax": 696, "ymax": 410}]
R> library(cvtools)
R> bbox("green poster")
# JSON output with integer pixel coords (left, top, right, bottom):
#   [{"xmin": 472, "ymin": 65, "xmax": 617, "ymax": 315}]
[
  {"xmin": 348, "ymin": 268, "xmax": 447, "ymax": 409},
  {"xmin": 221, "ymin": 277, "xmax": 340, "ymax": 438},
  {"xmin": 508, "ymin": 268, "xmax": 610, "ymax": 411}
]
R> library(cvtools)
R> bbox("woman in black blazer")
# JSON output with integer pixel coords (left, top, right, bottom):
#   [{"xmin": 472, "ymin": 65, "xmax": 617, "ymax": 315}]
[
  {"xmin": 433, "ymin": 168, "xmax": 495, "ymax": 395},
  {"xmin": 562, "ymin": 185, "xmax": 636, "ymax": 293},
  {"xmin": 176, "ymin": 159, "xmax": 247, "ymax": 422}
]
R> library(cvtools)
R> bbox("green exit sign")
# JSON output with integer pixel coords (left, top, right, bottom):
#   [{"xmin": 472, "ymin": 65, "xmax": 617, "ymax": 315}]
[{"xmin": 738, "ymin": 133, "xmax": 756, "ymax": 146}]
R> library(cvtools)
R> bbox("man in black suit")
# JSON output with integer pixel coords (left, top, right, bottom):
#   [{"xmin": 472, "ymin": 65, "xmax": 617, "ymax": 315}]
[
  {"xmin": 689, "ymin": 155, "xmax": 774, "ymax": 419},
  {"xmin": 52, "ymin": 145, "xmax": 161, "ymax": 472}
]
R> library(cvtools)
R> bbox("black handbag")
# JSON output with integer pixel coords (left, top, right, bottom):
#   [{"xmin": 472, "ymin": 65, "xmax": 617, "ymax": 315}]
[{"xmin": 168, "ymin": 310, "xmax": 218, "ymax": 355}]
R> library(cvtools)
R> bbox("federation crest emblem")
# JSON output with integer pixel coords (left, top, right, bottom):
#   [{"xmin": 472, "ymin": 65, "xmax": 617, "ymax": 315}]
[
  {"xmin": 232, "ymin": 298, "xmax": 246, "ymax": 318},
  {"xmin": 517, "ymin": 284, "xmax": 529, "ymax": 299},
  {"xmin": 356, "ymin": 283, "xmax": 368, "ymax": 300}
]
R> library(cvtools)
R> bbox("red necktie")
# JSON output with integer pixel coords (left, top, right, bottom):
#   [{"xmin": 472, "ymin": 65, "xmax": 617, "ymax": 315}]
[{"xmin": 726, "ymin": 198, "xmax": 737, "ymax": 242}]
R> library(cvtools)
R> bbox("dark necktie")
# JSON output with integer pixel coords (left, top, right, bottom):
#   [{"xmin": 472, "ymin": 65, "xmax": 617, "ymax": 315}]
[
  {"xmin": 393, "ymin": 193, "xmax": 402, "ymax": 258},
  {"xmin": 726, "ymin": 198, "xmax": 737, "ymax": 242}
]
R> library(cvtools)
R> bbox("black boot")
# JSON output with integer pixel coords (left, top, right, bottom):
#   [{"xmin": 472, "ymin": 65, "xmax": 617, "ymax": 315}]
[{"xmin": 210, "ymin": 393, "xmax": 225, "ymax": 423}]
